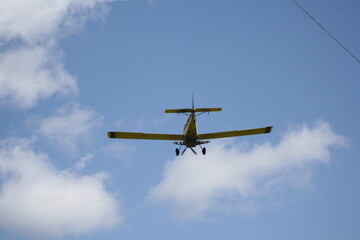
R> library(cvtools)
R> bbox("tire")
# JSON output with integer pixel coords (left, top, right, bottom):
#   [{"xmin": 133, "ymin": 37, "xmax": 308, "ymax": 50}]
[{"xmin": 202, "ymin": 147, "xmax": 206, "ymax": 155}]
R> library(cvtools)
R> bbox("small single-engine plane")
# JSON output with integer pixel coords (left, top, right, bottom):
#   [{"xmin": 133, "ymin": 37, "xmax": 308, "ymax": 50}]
[{"xmin": 108, "ymin": 98, "xmax": 273, "ymax": 156}]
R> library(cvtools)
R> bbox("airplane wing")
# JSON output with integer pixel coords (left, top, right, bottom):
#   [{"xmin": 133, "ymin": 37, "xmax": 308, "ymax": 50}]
[
  {"xmin": 198, "ymin": 126, "xmax": 273, "ymax": 140},
  {"xmin": 108, "ymin": 132, "xmax": 184, "ymax": 140}
]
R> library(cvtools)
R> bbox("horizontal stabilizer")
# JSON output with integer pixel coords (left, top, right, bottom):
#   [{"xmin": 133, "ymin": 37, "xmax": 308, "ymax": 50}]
[
  {"xmin": 165, "ymin": 108, "xmax": 222, "ymax": 113},
  {"xmin": 108, "ymin": 132, "xmax": 184, "ymax": 140},
  {"xmin": 198, "ymin": 126, "xmax": 273, "ymax": 140},
  {"xmin": 195, "ymin": 108, "xmax": 222, "ymax": 112},
  {"xmin": 165, "ymin": 108, "xmax": 193, "ymax": 113}
]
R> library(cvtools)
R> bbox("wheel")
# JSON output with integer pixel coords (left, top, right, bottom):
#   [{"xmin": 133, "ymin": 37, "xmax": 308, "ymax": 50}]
[
  {"xmin": 176, "ymin": 148, "xmax": 180, "ymax": 156},
  {"xmin": 202, "ymin": 147, "xmax": 206, "ymax": 155}
]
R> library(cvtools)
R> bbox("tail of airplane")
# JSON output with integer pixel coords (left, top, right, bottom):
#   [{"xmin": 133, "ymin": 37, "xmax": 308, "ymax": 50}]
[
  {"xmin": 165, "ymin": 95, "xmax": 222, "ymax": 113},
  {"xmin": 165, "ymin": 108, "xmax": 222, "ymax": 113}
]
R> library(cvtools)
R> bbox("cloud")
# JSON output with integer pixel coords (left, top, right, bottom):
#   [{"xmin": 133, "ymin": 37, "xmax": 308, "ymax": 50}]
[
  {"xmin": 102, "ymin": 142, "xmax": 135, "ymax": 161},
  {"xmin": 0, "ymin": 0, "xmax": 112, "ymax": 43},
  {"xmin": 0, "ymin": 138, "xmax": 121, "ymax": 237},
  {"xmin": 36, "ymin": 103, "xmax": 102, "ymax": 155},
  {"xmin": 0, "ymin": 0, "xmax": 115, "ymax": 108},
  {"xmin": 0, "ymin": 45, "xmax": 78, "ymax": 109},
  {"xmin": 149, "ymin": 121, "xmax": 347, "ymax": 220},
  {"xmin": 73, "ymin": 153, "xmax": 94, "ymax": 170}
]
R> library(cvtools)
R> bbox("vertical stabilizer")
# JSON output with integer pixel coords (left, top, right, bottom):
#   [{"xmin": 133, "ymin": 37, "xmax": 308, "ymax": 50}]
[{"xmin": 192, "ymin": 94, "xmax": 195, "ymax": 110}]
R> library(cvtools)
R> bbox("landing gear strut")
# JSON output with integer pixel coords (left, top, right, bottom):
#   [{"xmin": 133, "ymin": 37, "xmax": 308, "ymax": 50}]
[{"xmin": 174, "ymin": 141, "xmax": 210, "ymax": 156}]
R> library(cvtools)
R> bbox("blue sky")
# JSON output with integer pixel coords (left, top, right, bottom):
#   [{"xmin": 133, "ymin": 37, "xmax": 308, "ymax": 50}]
[{"xmin": 0, "ymin": 0, "xmax": 359, "ymax": 239}]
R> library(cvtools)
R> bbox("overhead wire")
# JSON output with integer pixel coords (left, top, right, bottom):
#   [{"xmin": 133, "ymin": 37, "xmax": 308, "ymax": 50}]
[{"xmin": 292, "ymin": 0, "xmax": 360, "ymax": 65}]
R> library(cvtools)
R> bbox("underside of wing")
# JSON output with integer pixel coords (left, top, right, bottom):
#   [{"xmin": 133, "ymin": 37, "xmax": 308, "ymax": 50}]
[
  {"xmin": 198, "ymin": 126, "xmax": 273, "ymax": 140},
  {"xmin": 108, "ymin": 132, "xmax": 184, "ymax": 140}
]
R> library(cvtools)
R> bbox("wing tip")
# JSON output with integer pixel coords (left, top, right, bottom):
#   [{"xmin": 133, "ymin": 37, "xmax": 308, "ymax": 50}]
[
  {"xmin": 107, "ymin": 132, "xmax": 116, "ymax": 138},
  {"xmin": 265, "ymin": 126, "xmax": 273, "ymax": 133}
]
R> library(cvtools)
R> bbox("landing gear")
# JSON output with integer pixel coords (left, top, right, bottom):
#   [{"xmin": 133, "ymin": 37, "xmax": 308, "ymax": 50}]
[
  {"xmin": 174, "ymin": 142, "xmax": 209, "ymax": 156},
  {"xmin": 175, "ymin": 147, "xmax": 194, "ymax": 156}
]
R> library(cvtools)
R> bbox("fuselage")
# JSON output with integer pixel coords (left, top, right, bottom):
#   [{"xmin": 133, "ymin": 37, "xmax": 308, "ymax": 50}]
[{"xmin": 183, "ymin": 112, "xmax": 198, "ymax": 147}]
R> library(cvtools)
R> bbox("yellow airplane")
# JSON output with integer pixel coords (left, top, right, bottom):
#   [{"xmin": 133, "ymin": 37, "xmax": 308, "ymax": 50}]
[{"xmin": 108, "ymin": 98, "xmax": 273, "ymax": 156}]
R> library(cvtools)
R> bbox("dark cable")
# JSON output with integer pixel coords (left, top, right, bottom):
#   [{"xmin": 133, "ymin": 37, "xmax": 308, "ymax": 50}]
[{"xmin": 292, "ymin": 0, "xmax": 360, "ymax": 64}]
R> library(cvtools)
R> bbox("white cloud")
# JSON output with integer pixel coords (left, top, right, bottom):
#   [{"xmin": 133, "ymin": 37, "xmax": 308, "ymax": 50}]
[
  {"xmin": 0, "ymin": 138, "xmax": 121, "ymax": 237},
  {"xmin": 36, "ymin": 103, "xmax": 102, "ymax": 155},
  {"xmin": 0, "ymin": 0, "xmax": 112, "ymax": 43},
  {"xmin": 73, "ymin": 153, "xmax": 94, "ymax": 170},
  {"xmin": 0, "ymin": 0, "xmax": 115, "ymax": 108},
  {"xmin": 0, "ymin": 45, "xmax": 78, "ymax": 109},
  {"xmin": 102, "ymin": 142, "xmax": 135, "ymax": 161},
  {"xmin": 149, "ymin": 121, "xmax": 347, "ymax": 220}
]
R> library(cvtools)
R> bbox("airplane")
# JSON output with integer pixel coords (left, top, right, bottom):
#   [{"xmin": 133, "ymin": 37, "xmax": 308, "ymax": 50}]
[{"xmin": 107, "ymin": 97, "xmax": 273, "ymax": 156}]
